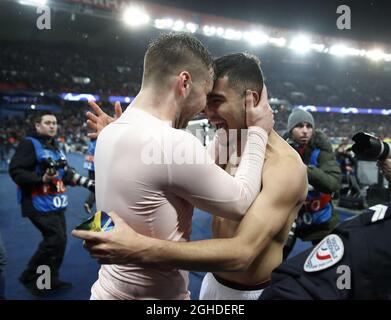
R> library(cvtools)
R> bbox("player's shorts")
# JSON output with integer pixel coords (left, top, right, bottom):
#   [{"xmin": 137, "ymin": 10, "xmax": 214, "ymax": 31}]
[{"xmin": 199, "ymin": 272, "xmax": 269, "ymax": 300}]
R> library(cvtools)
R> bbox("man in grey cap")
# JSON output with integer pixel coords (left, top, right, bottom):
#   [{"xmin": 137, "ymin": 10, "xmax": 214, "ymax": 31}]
[{"xmin": 283, "ymin": 109, "xmax": 341, "ymax": 258}]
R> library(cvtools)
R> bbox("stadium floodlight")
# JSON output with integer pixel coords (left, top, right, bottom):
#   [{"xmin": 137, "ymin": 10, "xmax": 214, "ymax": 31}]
[
  {"xmin": 268, "ymin": 37, "xmax": 286, "ymax": 47},
  {"xmin": 366, "ymin": 49, "xmax": 386, "ymax": 61},
  {"xmin": 289, "ymin": 35, "xmax": 311, "ymax": 54},
  {"xmin": 243, "ymin": 31, "xmax": 269, "ymax": 46},
  {"xmin": 186, "ymin": 22, "xmax": 198, "ymax": 33},
  {"xmin": 330, "ymin": 45, "xmax": 362, "ymax": 57},
  {"xmin": 123, "ymin": 7, "xmax": 150, "ymax": 27},
  {"xmin": 203, "ymin": 25, "xmax": 216, "ymax": 37},
  {"xmin": 223, "ymin": 29, "xmax": 242, "ymax": 41},
  {"xmin": 216, "ymin": 27, "xmax": 225, "ymax": 37},
  {"xmin": 19, "ymin": 0, "xmax": 47, "ymax": 6},
  {"xmin": 154, "ymin": 18, "xmax": 173, "ymax": 29},
  {"xmin": 310, "ymin": 43, "xmax": 325, "ymax": 52},
  {"xmin": 31, "ymin": 104, "xmax": 36, "ymax": 110},
  {"xmin": 172, "ymin": 20, "xmax": 185, "ymax": 31},
  {"xmin": 358, "ymin": 49, "xmax": 367, "ymax": 57},
  {"xmin": 348, "ymin": 48, "xmax": 362, "ymax": 56},
  {"xmin": 329, "ymin": 44, "xmax": 349, "ymax": 57}
]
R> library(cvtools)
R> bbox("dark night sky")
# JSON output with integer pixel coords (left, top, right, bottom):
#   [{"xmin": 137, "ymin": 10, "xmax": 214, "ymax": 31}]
[{"xmin": 143, "ymin": 0, "xmax": 391, "ymax": 45}]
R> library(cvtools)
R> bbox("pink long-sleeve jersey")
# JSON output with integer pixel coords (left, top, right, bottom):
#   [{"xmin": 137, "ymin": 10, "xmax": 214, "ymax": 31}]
[{"xmin": 91, "ymin": 107, "xmax": 267, "ymax": 300}]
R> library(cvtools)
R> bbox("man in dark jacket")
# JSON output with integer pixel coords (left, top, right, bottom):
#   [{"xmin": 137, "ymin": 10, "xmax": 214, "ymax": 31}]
[
  {"xmin": 283, "ymin": 109, "xmax": 341, "ymax": 258},
  {"xmin": 260, "ymin": 158, "xmax": 391, "ymax": 300},
  {"xmin": 9, "ymin": 112, "xmax": 72, "ymax": 295}
]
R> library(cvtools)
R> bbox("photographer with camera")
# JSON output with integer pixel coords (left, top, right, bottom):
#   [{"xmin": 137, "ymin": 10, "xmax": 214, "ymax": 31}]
[
  {"xmin": 335, "ymin": 140, "xmax": 356, "ymax": 181},
  {"xmin": 9, "ymin": 111, "xmax": 92, "ymax": 295},
  {"xmin": 283, "ymin": 109, "xmax": 341, "ymax": 258}
]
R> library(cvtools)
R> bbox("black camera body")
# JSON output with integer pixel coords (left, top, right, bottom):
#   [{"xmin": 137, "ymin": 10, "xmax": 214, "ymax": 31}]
[
  {"xmin": 352, "ymin": 132, "xmax": 391, "ymax": 161},
  {"xmin": 41, "ymin": 157, "xmax": 95, "ymax": 193},
  {"xmin": 41, "ymin": 156, "xmax": 67, "ymax": 176}
]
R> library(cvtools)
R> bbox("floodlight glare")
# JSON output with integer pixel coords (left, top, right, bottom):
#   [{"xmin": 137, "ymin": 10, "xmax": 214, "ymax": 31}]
[
  {"xmin": 366, "ymin": 49, "xmax": 386, "ymax": 61},
  {"xmin": 269, "ymin": 37, "xmax": 286, "ymax": 47},
  {"xmin": 216, "ymin": 27, "xmax": 225, "ymax": 37},
  {"xmin": 243, "ymin": 31, "xmax": 269, "ymax": 46},
  {"xmin": 329, "ymin": 45, "xmax": 349, "ymax": 57},
  {"xmin": 289, "ymin": 36, "xmax": 311, "ymax": 54},
  {"xmin": 172, "ymin": 20, "xmax": 184, "ymax": 31},
  {"xmin": 186, "ymin": 22, "xmax": 198, "ymax": 33},
  {"xmin": 19, "ymin": 0, "xmax": 47, "ymax": 6},
  {"xmin": 310, "ymin": 43, "xmax": 325, "ymax": 52},
  {"xmin": 154, "ymin": 18, "xmax": 173, "ymax": 29},
  {"xmin": 123, "ymin": 7, "xmax": 150, "ymax": 27},
  {"xmin": 223, "ymin": 29, "xmax": 242, "ymax": 41},
  {"xmin": 203, "ymin": 25, "xmax": 216, "ymax": 37}
]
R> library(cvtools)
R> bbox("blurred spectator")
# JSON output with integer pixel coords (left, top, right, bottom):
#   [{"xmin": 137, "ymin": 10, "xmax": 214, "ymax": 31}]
[
  {"xmin": 335, "ymin": 141, "xmax": 357, "ymax": 183},
  {"xmin": 283, "ymin": 109, "xmax": 341, "ymax": 258}
]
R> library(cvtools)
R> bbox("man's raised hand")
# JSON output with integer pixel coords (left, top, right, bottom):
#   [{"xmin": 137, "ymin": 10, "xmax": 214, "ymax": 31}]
[{"xmin": 86, "ymin": 101, "xmax": 122, "ymax": 139}]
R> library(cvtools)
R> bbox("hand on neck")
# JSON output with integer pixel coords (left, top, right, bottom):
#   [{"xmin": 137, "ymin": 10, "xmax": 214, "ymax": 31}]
[{"xmin": 130, "ymin": 87, "xmax": 181, "ymax": 128}]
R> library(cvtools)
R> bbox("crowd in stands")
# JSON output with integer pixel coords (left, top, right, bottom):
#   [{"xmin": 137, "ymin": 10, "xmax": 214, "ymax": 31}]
[
  {"xmin": 1, "ymin": 40, "xmax": 390, "ymax": 154},
  {"xmin": 2, "ymin": 41, "xmax": 391, "ymax": 108},
  {"xmin": 0, "ymin": 103, "xmax": 389, "ymax": 153},
  {"xmin": 0, "ymin": 44, "xmax": 143, "ymax": 96}
]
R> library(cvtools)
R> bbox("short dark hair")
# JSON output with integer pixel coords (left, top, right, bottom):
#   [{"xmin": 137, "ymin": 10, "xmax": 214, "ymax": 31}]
[
  {"xmin": 143, "ymin": 32, "xmax": 214, "ymax": 85},
  {"xmin": 34, "ymin": 111, "xmax": 56, "ymax": 124},
  {"xmin": 214, "ymin": 53, "xmax": 263, "ymax": 96}
]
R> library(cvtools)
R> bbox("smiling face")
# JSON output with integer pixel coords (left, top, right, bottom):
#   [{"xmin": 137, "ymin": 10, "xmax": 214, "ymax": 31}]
[
  {"xmin": 205, "ymin": 53, "xmax": 264, "ymax": 133},
  {"xmin": 205, "ymin": 76, "xmax": 246, "ymax": 132}
]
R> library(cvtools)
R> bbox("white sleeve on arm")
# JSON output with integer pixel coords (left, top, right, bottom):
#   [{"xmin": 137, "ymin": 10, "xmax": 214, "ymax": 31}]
[
  {"xmin": 168, "ymin": 127, "xmax": 268, "ymax": 221},
  {"xmin": 206, "ymin": 133, "xmax": 219, "ymax": 163},
  {"xmin": 206, "ymin": 128, "xmax": 236, "ymax": 167}
]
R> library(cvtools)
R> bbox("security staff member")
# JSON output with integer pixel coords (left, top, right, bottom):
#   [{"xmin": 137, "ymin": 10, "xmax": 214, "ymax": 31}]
[
  {"xmin": 260, "ymin": 159, "xmax": 391, "ymax": 300},
  {"xmin": 283, "ymin": 109, "xmax": 341, "ymax": 258},
  {"xmin": 9, "ymin": 112, "xmax": 72, "ymax": 295}
]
